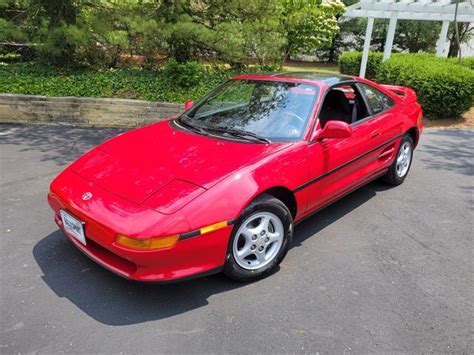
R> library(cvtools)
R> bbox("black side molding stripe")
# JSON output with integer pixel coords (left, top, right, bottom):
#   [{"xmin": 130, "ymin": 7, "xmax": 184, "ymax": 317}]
[
  {"xmin": 293, "ymin": 134, "xmax": 403, "ymax": 193},
  {"xmin": 179, "ymin": 219, "xmax": 235, "ymax": 241},
  {"xmin": 179, "ymin": 230, "xmax": 200, "ymax": 240}
]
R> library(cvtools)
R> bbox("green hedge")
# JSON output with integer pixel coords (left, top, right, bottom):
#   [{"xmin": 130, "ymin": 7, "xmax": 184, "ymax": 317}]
[
  {"xmin": 338, "ymin": 51, "xmax": 383, "ymax": 79},
  {"xmin": 339, "ymin": 52, "xmax": 474, "ymax": 118},
  {"xmin": 377, "ymin": 54, "xmax": 474, "ymax": 118},
  {"xmin": 448, "ymin": 56, "xmax": 474, "ymax": 70},
  {"xmin": 0, "ymin": 61, "xmax": 276, "ymax": 103}
]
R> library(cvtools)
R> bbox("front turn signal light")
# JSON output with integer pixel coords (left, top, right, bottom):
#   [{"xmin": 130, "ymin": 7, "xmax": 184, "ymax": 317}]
[
  {"xmin": 199, "ymin": 220, "xmax": 229, "ymax": 234},
  {"xmin": 115, "ymin": 234, "xmax": 179, "ymax": 250}
]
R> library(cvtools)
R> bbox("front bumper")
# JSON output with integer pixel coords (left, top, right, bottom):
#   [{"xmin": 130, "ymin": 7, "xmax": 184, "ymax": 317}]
[
  {"xmin": 47, "ymin": 170, "xmax": 233, "ymax": 282},
  {"xmin": 50, "ymin": 204, "xmax": 233, "ymax": 282}
]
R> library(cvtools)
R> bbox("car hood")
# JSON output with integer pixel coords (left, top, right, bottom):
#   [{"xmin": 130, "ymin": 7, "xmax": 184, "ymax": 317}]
[{"xmin": 70, "ymin": 120, "xmax": 291, "ymax": 207}]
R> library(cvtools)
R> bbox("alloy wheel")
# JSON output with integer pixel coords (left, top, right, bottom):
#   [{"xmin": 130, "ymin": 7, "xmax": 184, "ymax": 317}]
[
  {"xmin": 232, "ymin": 212, "xmax": 284, "ymax": 270},
  {"xmin": 396, "ymin": 141, "xmax": 412, "ymax": 178}
]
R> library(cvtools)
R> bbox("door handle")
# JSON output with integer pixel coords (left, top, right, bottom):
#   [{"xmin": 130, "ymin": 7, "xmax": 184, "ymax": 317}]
[{"xmin": 371, "ymin": 130, "xmax": 381, "ymax": 138}]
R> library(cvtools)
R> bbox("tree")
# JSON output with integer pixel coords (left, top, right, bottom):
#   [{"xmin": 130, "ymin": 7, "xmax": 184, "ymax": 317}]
[
  {"xmin": 0, "ymin": 0, "xmax": 34, "ymax": 59},
  {"xmin": 447, "ymin": 22, "xmax": 473, "ymax": 58},
  {"xmin": 156, "ymin": 0, "xmax": 284, "ymax": 65},
  {"xmin": 316, "ymin": 0, "xmax": 356, "ymax": 62},
  {"xmin": 0, "ymin": 0, "xmax": 347, "ymax": 67},
  {"xmin": 157, "ymin": 0, "xmax": 344, "ymax": 65},
  {"xmin": 395, "ymin": 20, "xmax": 441, "ymax": 53},
  {"xmin": 32, "ymin": 0, "xmax": 89, "ymax": 65},
  {"xmin": 280, "ymin": 0, "xmax": 345, "ymax": 62},
  {"xmin": 82, "ymin": 1, "xmax": 163, "ymax": 67}
]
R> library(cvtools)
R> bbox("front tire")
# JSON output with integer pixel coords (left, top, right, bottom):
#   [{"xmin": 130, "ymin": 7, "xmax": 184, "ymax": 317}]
[
  {"xmin": 381, "ymin": 134, "xmax": 414, "ymax": 186},
  {"xmin": 223, "ymin": 194, "xmax": 293, "ymax": 282}
]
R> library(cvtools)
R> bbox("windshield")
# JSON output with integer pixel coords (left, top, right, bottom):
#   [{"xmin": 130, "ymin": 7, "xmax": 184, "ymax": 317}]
[{"xmin": 180, "ymin": 79, "xmax": 319, "ymax": 142}]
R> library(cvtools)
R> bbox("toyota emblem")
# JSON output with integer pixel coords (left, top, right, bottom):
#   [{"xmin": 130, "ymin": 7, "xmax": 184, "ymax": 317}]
[{"xmin": 82, "ymin": 192, "xmax": 93, "ymax": 201}]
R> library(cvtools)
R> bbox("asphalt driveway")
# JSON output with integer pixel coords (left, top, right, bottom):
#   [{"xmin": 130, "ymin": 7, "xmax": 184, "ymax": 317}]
[{"xmin": 1, "ymin": 124, "xmax": 472, "ymax": 353}]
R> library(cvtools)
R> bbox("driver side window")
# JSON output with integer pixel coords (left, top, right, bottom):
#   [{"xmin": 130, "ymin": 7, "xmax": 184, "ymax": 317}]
[{"xmin": 319, "ymin": 84, "xmax": 370, "ymax": 128}]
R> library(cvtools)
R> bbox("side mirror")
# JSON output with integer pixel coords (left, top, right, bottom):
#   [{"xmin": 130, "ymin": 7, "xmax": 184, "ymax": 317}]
[
  {"xmin": 184, "ymin": 99, "xmax": 194, "ymax": 110},
  {"xmin": 315, "ymin": 120, "xmax": 352, "ymax": 141}
]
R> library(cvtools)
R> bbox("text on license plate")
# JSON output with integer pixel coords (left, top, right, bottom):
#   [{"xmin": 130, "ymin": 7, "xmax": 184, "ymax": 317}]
[{"xmin": 60, "ymin": 210, "xmax": 87, "ymax": 245}]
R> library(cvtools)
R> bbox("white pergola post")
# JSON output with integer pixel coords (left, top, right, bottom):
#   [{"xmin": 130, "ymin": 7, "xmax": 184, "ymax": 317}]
[
  {"xmin": 360, "ymin": 17, "xmax": 375, "ymax": 78},
  {"xmin": 436, "ymin": 20, "xmax": 450, "ymax": 57},
  {"xmin": 383, "ymin": 11, "xmax": 399, "ymax": 61}
]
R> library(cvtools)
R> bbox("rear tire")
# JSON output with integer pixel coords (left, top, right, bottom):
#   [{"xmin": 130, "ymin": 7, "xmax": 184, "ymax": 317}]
[
  {"xmin": 223, "ymin": 194, "xmax": 293, "ymax": 282},
  {"xmin": 381, "ymin": 134, "xmax": 414, "ymax": 186}
]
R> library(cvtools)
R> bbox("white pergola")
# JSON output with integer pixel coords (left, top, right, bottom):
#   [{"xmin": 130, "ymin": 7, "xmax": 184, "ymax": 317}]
[{"xmin": 344, "ymin": 0, "xmax": 474, "ymax": 77}]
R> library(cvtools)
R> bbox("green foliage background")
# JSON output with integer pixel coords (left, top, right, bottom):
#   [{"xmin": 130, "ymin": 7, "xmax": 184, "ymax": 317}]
[
  {"xmin": 0, "ymin": 0, "xmax": 344, "ymax": 67},
  {"xmin": 1, "ymin": 0, "xmax": 473, "ymax": 118}
]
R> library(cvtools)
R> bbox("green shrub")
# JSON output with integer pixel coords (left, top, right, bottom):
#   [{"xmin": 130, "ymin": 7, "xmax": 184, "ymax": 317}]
[
  {"xmin": 448, "ymin": 56, "xmax": 474, "ymax": 70},
  {"xmin": 338, "ymin": 51, "xmax": 383, "ymax": 79},
  {"xmin": 162, "ymin": 59, "xmax": 208, "ymax": 89},
  {"xmin": 462, "ymin": 57, "xmax": 474, "ymax": 70},
  {"xmin": 376, "ymin": 54, "xmax": 474, "ymax": 118}
]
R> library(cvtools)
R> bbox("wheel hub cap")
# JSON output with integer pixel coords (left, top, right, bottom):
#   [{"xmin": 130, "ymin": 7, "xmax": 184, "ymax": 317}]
[
  {"xmin": 232, "ymin": 212, "xmax": 284, "ymax": 270},
  {"xmin": 396, "ymin": 142, "xmax": 412, "ymax": 178}
]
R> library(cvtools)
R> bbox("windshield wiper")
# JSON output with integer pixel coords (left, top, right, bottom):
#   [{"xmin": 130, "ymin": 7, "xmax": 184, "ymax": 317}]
[
  {"xmin": 177, "ymin": 116, "xmax": 209, "ymax": 136},
  {"xmin": 205, "ymin": 125, "xmax": 272, "ymax": 144},
  {"xmin": 178, "ymin": 116, "xmax": 271, "ymax": 144}
]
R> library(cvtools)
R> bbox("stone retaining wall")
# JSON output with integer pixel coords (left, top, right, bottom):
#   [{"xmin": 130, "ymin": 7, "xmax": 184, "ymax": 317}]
[{"xmin": 0, "ymin": 94, "xmax": 184, "ymax": 127}]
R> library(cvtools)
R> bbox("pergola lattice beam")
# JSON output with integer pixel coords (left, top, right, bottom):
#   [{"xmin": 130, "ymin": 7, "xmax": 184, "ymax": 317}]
[
  {"xmin": 345, "ymin": 10, "xmax": 472, "ymax": 21},
  {"xmin": 345, "ymin": 0, "xmax": 474, "ymax": 22},
  {"xmin": 343, "ymin": 0, "xmax": 474, "ymax": 77}
]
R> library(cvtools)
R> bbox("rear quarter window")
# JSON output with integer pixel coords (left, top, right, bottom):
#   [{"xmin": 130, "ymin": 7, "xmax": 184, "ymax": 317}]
[{"xmin": 359, "ymin": 83, "xmax": 395, "ymax": 115}]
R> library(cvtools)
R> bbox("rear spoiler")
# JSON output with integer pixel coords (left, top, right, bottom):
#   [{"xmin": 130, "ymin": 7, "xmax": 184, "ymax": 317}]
[{"xmin": 381, "ymin": 84, "xmax": 417, "ymax": 103}]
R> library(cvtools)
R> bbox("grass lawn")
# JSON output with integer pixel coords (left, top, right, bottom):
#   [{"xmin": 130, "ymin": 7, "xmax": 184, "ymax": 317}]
[{"xmin": 282, "ymin": 60, "xmax": 339, "ymax": 74}]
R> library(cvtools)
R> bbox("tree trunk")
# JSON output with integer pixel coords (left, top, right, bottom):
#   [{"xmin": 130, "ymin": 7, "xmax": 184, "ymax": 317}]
[
  {"xmin": 281, "ymin": 46, "xmax": 292, "ymax": 65},
  {"xmin": 327, "ymin": 34, "xmax": 338, "ymax": 63},
  {"xmin": 447, "ymin": 28, "xmax": 458, "ymax": 57}
]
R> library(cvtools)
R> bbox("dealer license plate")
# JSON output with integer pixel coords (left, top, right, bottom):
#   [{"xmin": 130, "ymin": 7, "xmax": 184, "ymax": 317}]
[{"xmin": 60, "ymin": 210, "xmax": 86, "ymax": 245}]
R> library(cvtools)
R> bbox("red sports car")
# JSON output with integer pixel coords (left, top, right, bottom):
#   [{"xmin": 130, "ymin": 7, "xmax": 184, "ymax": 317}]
[{"xmin": 48, "ymin": 73, "xmax": 423, "ymax": 282}]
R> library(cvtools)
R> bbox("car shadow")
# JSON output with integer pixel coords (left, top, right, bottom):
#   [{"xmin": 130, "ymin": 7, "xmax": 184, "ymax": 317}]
[
  {"xmin": 293, "ymin": 181, "xmax": 381, "ymax": 246},
  {"xmin": 33, "ymin": 230, "xmax": 242, "ymax": 326},
  {"xmin": 33, "ymin": 180, "xmax": 383, "ymax": 326}
]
